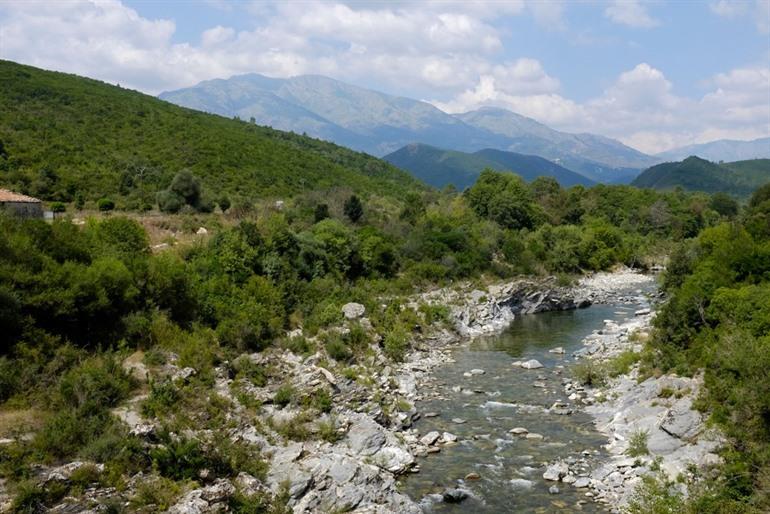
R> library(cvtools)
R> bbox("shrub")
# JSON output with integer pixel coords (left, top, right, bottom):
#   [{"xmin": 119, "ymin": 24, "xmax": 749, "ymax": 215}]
[
  {"xmin": 150, "ymin": 437, "xmax": 207, "ymax": 480},
  {"xmin": 626, "ymin": 429, "xmax": 650, "ymax": 457},
  {"xmin": 383, "ymin": 326, "xmax": 408, "ymax": 362},
  {"xmin": 571, "ymin": 360, "xmax": 607, "ymax": 387},
  {"xmin": 343, "ymin": 195, "xmax": 363, "ymax": 223},
  {"xmin": 97, "ymin": 198, "xmax": 115, "ymax": 211},
  {"xmin": 233, "ymin": 356, "xmax": 268, "ymax": 387},
  {"xmin": 324, "ymin": 335, "xmax": 352, "ymax": 363},
  {"xmin": 142, "ymin": 380, "xmax": 180, "ymax": 418},
  {"xmin": 50, "ymin": 201, "xmax": 66, "ymax": 213},
  {"xmin": 273, "ymin": 384, "xmax": 295, "ymax": 408}
]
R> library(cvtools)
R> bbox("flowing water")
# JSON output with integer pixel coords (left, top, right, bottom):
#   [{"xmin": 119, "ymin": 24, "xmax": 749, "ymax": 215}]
[{"xmin": 401, "ymin": 292, "xmax": 652, "ymax": 513}]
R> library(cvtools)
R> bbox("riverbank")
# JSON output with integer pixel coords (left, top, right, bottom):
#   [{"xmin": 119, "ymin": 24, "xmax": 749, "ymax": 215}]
[
  {"xmin": 548, "ymin": 278, "xmax": 724, "ymax": 512},
  {"xmin": 19, "ymin": 269, "xmax": 671, "ymax": 513}
]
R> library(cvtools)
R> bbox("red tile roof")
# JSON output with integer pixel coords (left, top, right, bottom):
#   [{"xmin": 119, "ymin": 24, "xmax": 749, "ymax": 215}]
[{"xmin": 0, "ymin": 189, "xmax": 42, "ymax": 203}]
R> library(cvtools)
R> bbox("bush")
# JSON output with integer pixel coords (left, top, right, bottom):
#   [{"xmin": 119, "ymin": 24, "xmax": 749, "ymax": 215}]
[
  {"xmin": 383, "ymin": 327, "xmax": 408, "ymax": 362},
  {"xmin": 626, "ymin": 429, "xmax": 650, "ymax": 457},
  {"xmin": 571, "ymin": 360, "xmax": 607, "ymax": 387},
  {"xmin": 150, "ymin": 437, "xmax": 207, "ymax": 481},
  {"xmin": 50, "ymin": 201, "xmax": 66, "ymax": 213},
  {"xmin": 273, "ymin": 384, "xmax": 295, "ymax": 408},
  {"xmin": 343, "ymin": 195, "xmax": 363, "ymax": 223},
  {"xmin": 97, "ymin": 198, "xmax": 115, "ymax": 211},
  {"xmin": 324, "ymin": 334, "xmax": 352, "ymax": 363}
]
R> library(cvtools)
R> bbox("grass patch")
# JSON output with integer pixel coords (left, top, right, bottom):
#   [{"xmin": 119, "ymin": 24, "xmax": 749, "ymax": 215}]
[{"xmin": 626, "ymin": 429, "xmax": 650, "ymax": 457}]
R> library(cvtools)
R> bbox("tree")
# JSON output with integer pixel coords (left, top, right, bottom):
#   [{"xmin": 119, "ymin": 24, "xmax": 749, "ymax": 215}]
[
  {"xmin": 50, "ymin": 202, "xmax": 66, "ymax": 213},
  {"xmin": 709, "ymin": 192, "xmax": 738, "ymax": 218},
  {"xmin": 218, "ymin": 196, "xmax": 231, "ymax": 213},
  {"xmin": 344, "ymin": 195, "xmax": 363, "ymax": 223},
  {"xmin": 314, "ymin": 203, "xmax": 330, "ymax": 223},
  {"xmin": 169, "ymin": 169, "xmax": 201, "ymax": 206}
]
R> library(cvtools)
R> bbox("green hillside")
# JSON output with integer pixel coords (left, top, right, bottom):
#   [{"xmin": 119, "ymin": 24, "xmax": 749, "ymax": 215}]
[
  {"xmin": 0, "ymin": 60, "xmax": 424, "ymax": 208},
  {"xmin": 632, "ymin": 156, "xmax": 770, "ymax": 197},
  {"xmin": 384, "ymin": 143, "xmax": 594, "ymax": 190}
]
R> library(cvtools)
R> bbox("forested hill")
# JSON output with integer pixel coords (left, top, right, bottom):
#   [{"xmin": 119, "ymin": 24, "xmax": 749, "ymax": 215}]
[
  {"xmin": 384, "ymin": 143, "xmax": 595, "ymax": 190},
  {"xmin": 0, "ymin": 60, "xmax": 424, "ymax": 208},
  {"xmin": 632, "ymin": 156, "xmax": 770, "ymax": 197}
]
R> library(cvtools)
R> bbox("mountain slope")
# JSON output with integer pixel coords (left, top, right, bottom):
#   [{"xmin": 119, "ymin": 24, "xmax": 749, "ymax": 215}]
[
  {"xmin": 384, "ymin": 144, "xmax": 595, "ymax": 190},
  {"xmin": 159, "ymin": 73, "xmax": 655, "ymax": 182},
  {"xmin": 160, "ymin": 73, "xmax": 509, "ymax": 157},
  {"xmin": 0, "ymin": 60, "xmax": 424, "ymax": 205},
  {"xmin": 656, "ymin": 137, "xmax": 770, "ymax": 162},
  {"xmin": 455, "ymin": 107, "xmax": 657, "ymax": 182},
  {"xmin": 632, "ymin": 156, "xmax": 770, "ymax": 196}
]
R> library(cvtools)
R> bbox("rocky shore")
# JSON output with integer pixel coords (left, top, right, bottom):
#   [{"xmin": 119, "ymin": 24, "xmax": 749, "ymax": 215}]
[{"xmin": 545, "ymin": 274, "xmax": 724, "ymax": 512}]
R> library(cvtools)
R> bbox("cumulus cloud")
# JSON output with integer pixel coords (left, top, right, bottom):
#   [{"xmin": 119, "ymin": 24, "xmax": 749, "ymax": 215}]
[
  {"xmin": 435, "ymin": 61, "xmax": 770, "ymax": 154},
  {"xmin": 604, "ymin": 0, "xmax": 660, "ymax": 28},
  {"xmin": 0, "ymin": 0, "xmax": 767, "ymax": 154}
]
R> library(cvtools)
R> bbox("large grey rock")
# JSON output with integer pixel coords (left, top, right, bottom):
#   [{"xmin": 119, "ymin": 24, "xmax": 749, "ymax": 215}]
[
  {"xmin": 442, "ymin": 487, "xmax": 469, "ymax": 503},
  {"xmin": 168, "ymin": 479, "xmax": 235, "ymax": 514},
  {"xmin": 543, "ymin": 461, "xmax": 569, "ymax": 481},
  {"xmin": 342, "ymin": 302, "xmax": 366, "ymax": 319},
  {"xmin": 373, "ymin": 446, "xmax": 414, "ymax": 473},
  {"xmin": 347, "ymin": 419, "xmax": 386, "ymax": 456},
  {"xmin": 521, "ymin": 359, "xmax": 543, "ymax": 370},
  {"xmin": 660, "ymin": 399, "xmax": 704, "ymax": 441}
]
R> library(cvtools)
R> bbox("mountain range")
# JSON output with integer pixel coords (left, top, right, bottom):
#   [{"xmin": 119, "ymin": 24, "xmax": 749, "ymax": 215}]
[
  {"xmin": 632, "ymin": 156, "xmax": 770, "ymax": 197},
  {"xmin": 384, "ymin": 144, "xmax": 595, "ymax": 190},
  {"xmin": 656, "ymin": 137, "xmax": 770, "ymax": 163},
  {"xmin": 159, "ymin": 73, "xmax": 660, "ymax": 183}
]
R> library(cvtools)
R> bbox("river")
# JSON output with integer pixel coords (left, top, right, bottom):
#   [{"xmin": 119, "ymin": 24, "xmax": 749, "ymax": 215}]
[{"xmin": 401, "ymin": 289, "xmax": 653, "ymax": 513}]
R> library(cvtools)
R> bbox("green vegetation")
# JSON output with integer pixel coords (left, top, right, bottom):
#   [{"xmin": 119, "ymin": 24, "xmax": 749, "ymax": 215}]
[
  {"xmin": 632, "ymin": 156, "xmax": 770, "ymax": 197},
  {"xmin": 627, "ymin": 429, "xmax": 650, "ymax": 458},
  {"xmin": 383, "ymin": 143, "xmax": 594, "ymax": 190},
  {"xmin": 0, "ymin": 60, "xmax": 423, "ymax": 208},
  {"xmin": 642, "ymin": 183, "xmax": 770, "ymax": 512}
]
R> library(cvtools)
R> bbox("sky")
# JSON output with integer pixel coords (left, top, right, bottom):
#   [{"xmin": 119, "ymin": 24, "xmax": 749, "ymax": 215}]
[{"xmin": 1, "ymin": 0, "xmax": 769, "ymax": 154}]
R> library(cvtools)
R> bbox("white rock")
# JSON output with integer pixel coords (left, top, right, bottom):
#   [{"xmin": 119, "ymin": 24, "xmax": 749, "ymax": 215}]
[
  {"xmin": 196, "ymin": 227, "xmax": 208, "ymax": 235},
  {"xmin": 521, "ymin": 359, "xmax": 544, "ymax": 369},
  {"xmin": 509, "ymin": 427, "xmax": 529, "ymax": 435},
  {"xmin": 420, "ymin": 431, "xmax": 441, "ymax": 446},
  {"xmin": 342, "ymin": 302, "xmax": 366, "ymax": 319}
]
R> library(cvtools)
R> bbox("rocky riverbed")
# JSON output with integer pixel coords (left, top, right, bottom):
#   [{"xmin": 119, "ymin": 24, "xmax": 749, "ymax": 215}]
[{"xmin": 14, "ymin": 268, "xmax": 716, "ymax": 514}]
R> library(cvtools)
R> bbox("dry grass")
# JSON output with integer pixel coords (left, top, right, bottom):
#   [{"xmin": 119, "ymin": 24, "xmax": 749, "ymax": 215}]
[{"xmin": 0, "ymin": 408, "xmax": 43, "ymax": 438}]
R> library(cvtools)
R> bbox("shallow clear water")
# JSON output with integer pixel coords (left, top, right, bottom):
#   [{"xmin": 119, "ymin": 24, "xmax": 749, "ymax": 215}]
[{"xmin": 401, "ymin": 293, "xmax": 651, "ymax": 513}]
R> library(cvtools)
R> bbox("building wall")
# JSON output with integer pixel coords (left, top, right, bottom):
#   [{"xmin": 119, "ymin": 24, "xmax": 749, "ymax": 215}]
[{"xmin": 1, "ymin": 201, "xmax": 43, "ymax": 219}]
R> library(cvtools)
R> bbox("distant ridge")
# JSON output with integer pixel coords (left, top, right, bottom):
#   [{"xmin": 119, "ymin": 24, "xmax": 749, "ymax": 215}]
[
  {"xmin": 656, "ymin": 137, "xmax": 770, "ymax": 163},
  {"xmin": 384, "ymin": 143, "xmax": 595, "ymax": 190},
  {"xmin": 160, "ymin": 73, "xmax": 659, "ymax": 183}
]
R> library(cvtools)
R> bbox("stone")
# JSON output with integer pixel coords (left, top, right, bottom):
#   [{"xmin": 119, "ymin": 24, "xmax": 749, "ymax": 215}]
[
  {"xmin": 549, "ymin": 347, "xmax": 565, "ymax": 354},
  {"xmin": 549, "ymin": 485, "xmax": 560, "ymax": 494},
  {"xmin": 635, "ymin": 308, "xmax": 651, "ymax": 316},
  {"xmin": 342, "ymin": 302, "xmax": 366, "ymax": 319},
  {"xmin": 525, "ymin": 433, "xmax": 544, "ymax": 440},
  {"xmin": 510, "ymin": 427, "xmax": 529, "ymax": 435},
  {"xmin": 451, "ymin": 418, "xmax": 467, "ymax": 424},
  {"xmin": 469, "ymin": 369, "xmax": 485, "ymax": 375},
  {"xmin": 660, "ymin": 399, "xmax": 703, "ymax": 441},
  {"xmin": 465, "ymin": 472, "xmax": 480, "ymax": 480},
  {"xmin": 543, "ymin": 461, "xmax": 569, "ymax": 481},
  {"xmin": 374, "ymin": 446, "xmax": 414, "ymax": 473},
  {"xmin": 441, "ymin": 432, "xmax": 458, "ymax": 443},
  {"xmin": 521, "ymin": 359, "xmax": 544, "ymax": 370},
  {"xmin": 442, "ymin": 488, "xmax": 469, "ymax": 503},
  {"xmin": 347, "ymin": 419, "xmax": 386, "ymax": 456},
  {"xmin": 196, "ymin": 227, "xmax": 208, "ymax": 235},
  {"xmin": 573, "ymin": 477, "xmax": 591, "ymax": 488},
  {"xmin": 420, "ymin": 431, "xmax": 441, "ymax": 446},
  {"xmin": 509, "ymin": 478, "xmax": 534, "ymax": 489},
  {"xmin": 168, "ymin": 478, "xmax": 235, "ymax": 513},
  {"xmin": 424, "ymin": 412, "xmax": 439, "ymax": 418}
]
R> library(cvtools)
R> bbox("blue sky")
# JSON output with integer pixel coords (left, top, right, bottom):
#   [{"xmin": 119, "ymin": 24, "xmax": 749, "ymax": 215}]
[{"xmin": 1, "ymin": 0, "xmax": 768, "ymax": 153}]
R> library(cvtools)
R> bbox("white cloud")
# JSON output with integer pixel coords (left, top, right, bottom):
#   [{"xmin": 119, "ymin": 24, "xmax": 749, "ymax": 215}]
[
  {"xmin": 0, "ymin": 0, "xmax": 767, "ymax": 154},
  {"xmin": 604, "ymin": 0, "xmax": 660, "ymax": 28},
  {"xmin": 710, "ymin": 0, "xmax": 770, "ymax": 34},
  {"xmin": 434, "ymin": 61, "xmax": 770, "ymax": 153}
]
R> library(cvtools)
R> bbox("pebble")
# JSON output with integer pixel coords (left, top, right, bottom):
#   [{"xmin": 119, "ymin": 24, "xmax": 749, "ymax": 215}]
[
  {"xmin": 465, "ymin": 472, "xmax": 480, "ymax": 480},
  {"xmin": 451, "ymin": 418, "xmax": 467, "ymax": 424},
  {"xmin": 470, "ymin": 369, "xmax": 486, "ymax": 375},
  {"xmin": 509, "ymin": 427, "xmax": 529, "ymax": 435},
  {"xmin": 521, "ymin": 359, "xmax": 544, "ymax": 369},
  {"xmin": 549, "ymin": 485, "xmax": 560, "ymax": 494},
  {"xmin": 525, "ymin": 433, "xmax": 544, "ymax": 440}
]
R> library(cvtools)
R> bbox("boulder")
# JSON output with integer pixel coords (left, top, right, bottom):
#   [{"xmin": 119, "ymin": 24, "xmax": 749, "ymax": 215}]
[
  {"xmin": 660, "ymin": 399, "xmax": 703, "ymax": 441},
  {"xmin": 543, "ymin": 461, "xmax": 569, "ymax": 481},
  {"xmin": 420, "ymin": 431, "xmax": 441, "ymax": 446},
  {"xmin": 521, "ymin": 359, "xmax": 544, "ymax": 370},
  {"xmin": 342, "ymin": 302, "xmax": 366, "ymax": 319},
  {"xmin": 442, "ymin": 488, "xmax": 469, "ymax": 503}
]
